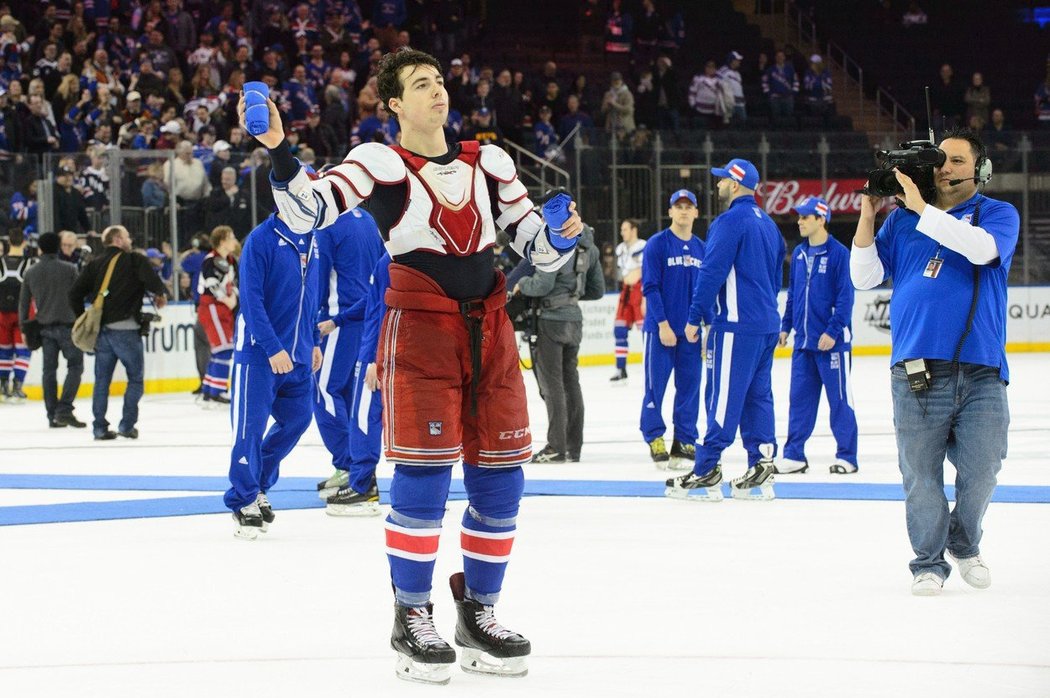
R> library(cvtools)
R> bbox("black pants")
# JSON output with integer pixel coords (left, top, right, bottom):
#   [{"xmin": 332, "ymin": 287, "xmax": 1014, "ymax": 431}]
[
  {"xmin": 193, "ymin": 318, "xmax": 209, "ymax": 382},
  {"xmin": 40, "ymin": 324, "xmax": 84, "ymax": 420},
  {"xmin": 532, "ymin": 319, "xmax": 584, "ymax": 457}
]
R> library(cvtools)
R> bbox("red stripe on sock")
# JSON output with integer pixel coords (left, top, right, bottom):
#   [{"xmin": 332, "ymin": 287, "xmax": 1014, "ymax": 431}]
[
  {"xmin": 386, "ymin": 529, "xmax": 440, "ymax": 555},
  {"xmin": 461, "ymin": 532, "xmax": 515, "ymax": 557}
]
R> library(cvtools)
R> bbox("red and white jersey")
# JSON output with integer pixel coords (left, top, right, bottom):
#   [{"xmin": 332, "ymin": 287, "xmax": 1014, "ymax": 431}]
[
  {"xmin": 197, "ymin": 252, "xmax": 238, "ymax": 302},
  {"xmin": 271, "ymin": 141, "xmax": 572, "ymax": 274}
]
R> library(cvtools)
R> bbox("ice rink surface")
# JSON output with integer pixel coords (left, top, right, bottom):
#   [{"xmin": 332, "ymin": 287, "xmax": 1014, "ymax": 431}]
[{"xmin": 1, "ymin": 353, "xmax": 1048, "ymax": 697}]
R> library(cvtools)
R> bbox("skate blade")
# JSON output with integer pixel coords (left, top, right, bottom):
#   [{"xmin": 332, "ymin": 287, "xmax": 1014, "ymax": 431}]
[
  {"xmin": 394, "ymin": 654, "xmax": 453, "ymax": 685},
  {"xmin": 730, "ymin": 483, "xmax": 776, "ymax": 501},
  {"xmin": 664, "ymin": 485, "xmax": 724, "ymax": 502},
  {"xmin": 460, "ymin": 648, "xmax": 528, "ymax": 678},
  {"xmin": 233, "ymin": 525, "xmax": 260, "ymax": 540},
  {"xmin": 325, "ymin": 501, "xmax": 381, "ymax": 517}
]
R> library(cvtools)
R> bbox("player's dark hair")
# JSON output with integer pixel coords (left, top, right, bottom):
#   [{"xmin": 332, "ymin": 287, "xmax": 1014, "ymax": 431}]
[
  {"xmin": 623, "ymin": 218, "xmax": 640, "ymax": 233},
  {"xmin": 376, "ymin": 48, "xmax": 443, "ymax": 122},
  {"xmin": 940, "ymin": 127, "xmax": 986, "ymax": 162},
  {"xmin": 37, "ymin": 232, "xmax": 60, "ymax": 254}
]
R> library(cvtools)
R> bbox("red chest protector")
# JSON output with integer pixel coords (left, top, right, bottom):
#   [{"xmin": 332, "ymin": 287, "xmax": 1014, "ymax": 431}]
[{"xmin": 390, "ymin": 141, "xmax": 487, "ymax": 256}]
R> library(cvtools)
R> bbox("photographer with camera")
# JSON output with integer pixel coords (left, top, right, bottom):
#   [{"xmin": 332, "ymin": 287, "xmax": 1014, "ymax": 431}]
[
  {"xmin": 70, "ymin": 225, "xmax": 169, "ymax": 441},
  {"xmin": 851, "ymin": 128, "xmax": 1019, "ymax": 596},
  {"xmin": 513, "ymin": 223, "xmax": 605, "ymax": 463}
]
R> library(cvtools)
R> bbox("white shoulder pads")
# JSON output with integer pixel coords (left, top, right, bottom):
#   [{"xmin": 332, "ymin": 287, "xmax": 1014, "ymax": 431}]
[
  {"xmin": 343, "ymin": 142, "xmax": 408, "ymax": 184},
  {"xmin": 478, "ymin": 144, "xmax": 517, "ymax": 183}
]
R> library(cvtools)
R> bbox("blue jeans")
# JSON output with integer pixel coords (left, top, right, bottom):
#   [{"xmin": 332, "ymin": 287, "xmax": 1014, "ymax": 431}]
[
  {"xmin": 92, "ymin": 327, "xmax": 145, "ymax": 436},
  {"xmin": 890, "ymin": 360, "xmax": 1008, "ymax": 579}
]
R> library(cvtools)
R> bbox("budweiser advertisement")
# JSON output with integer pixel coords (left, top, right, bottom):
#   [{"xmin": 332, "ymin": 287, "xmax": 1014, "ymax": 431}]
[{"xmin": 758, "ymin": 179, "xmax": 893, "ymax": 217}]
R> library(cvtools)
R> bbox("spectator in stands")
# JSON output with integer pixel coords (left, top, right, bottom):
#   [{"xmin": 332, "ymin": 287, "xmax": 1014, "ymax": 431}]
[
  {"xmin": 964, "ymin": 72, "xmax": 991, "ymax": 130},
  {"xmin": 23, "ymin": 93, "xmax": 60, "ymax": 157},
  {"xmin": 688, "ymin": 60, "xmax": 722, "ymax": 130},
  {"xmin": 718, "ymin": 51, "xmax": 746, "ymax": 125},
  {"xmin": 983, "ymin": 108, "xmax": 1019, "ymax": 172},
  {"xmin": 468, "ymin": 77, "xmax": 494, "ymax": 115},
  {"xmin": 164, "ymin": 0, "xmax": 198, "ymax": 61},
  {"xmin": 27, "ymin": 79, "xmax": 57, "ymax": 130},
  {"xmin": 568, "ymin": 74, "xmax": 596, "ymax": 117},
  {"xmin": 206, "ymin": 166, "xmax": 252, "ymax": 236},
  {"xmin": 652, "ymin": 55, "xmax": 680, "ymax": 131},
  {"xmin": 10, "ymin": 182, "xmax": 37, "ymax": 234},
  {"xmin": 53, "ymin": 166, "xmax": 92, "ymax": 236},
  {"xmin": 931, "ymin": 63, "xmax": 964, "ymax": 130},
  {"xmin": 558, "ymin": 95, "xmax": 594, "ymax": 147},
  {"xmin": 604, "ymin": 0, "xmax": 633, "ymax": 54},
  {"xmin": 463, "ymin": 106, "xmax": 503, "ymax": 148},
  {"xmin": 373, "ymin": 0, "xmax": 407, "ymax": 49},
  {"xmin": 320, "ymin": 85, "xmax": 349, "ymax": 155},
  {"xmin": 165, "ymin": 67, "xmax": 189, "ymax": 112},
  {"xmin": 302, "ymin": 104, "xmax": 339, "ymax": 157},
  {"xmin": 156, "ymin": 119, "xmax": 182, "ymax": 149},
  {"xmin": 305, "ymin": 43, "xmax": 332, "ymax": 95},
  {"xmin": 1035, "ymin": 67, "xmax": 1050, "ymax": 127},
  {"xmin": 82, "ymin": 48, "xmax": 125, "ymax": 97},
  {"xmin": 901, "ymin": 1, "xmax": 928, "ymax": 28},
  {"xmin": 534, "ymin": 105, "xmax": 556, "ymax": 159},
  {"xmin": 0, "ymin": 86, "xmax": 23, "ymax": 153},
  {"xmin": 132, "ymin": 118, "xmax": 158, "ymax": 149},
  {"xmin": 432, "ymin": 0, "xmax": 464, "ymax": 60},
  {"xmin": 133, "ymin": 54, "xmax": 167, "ymax": 98},
  {"xmin": 635, "ymin": 68, "xmax": 657, "ymax": 129},
  {"xmin": 802, "ymin": 54, "xmax": 833, "ymax": 119},
  {"xmin": 540, "ymin": 80, "xmax": 566, "ymax": 122},
  {"xmin": 283, "ymin": 63, "xmax": 317, "ymax": 122},
  {"xmin": 763, "ymin": 49, "xmax": 799, "ymax": 123},
  {"xmin": 602, "ymin": 71, "xmax": 636, "ymax": 139},
  {"xmin": 492, "ymin": 68, "xmax": 523, "ymax": 139},
  {"xmin": 633, "ymin": 0, "xmax": 660, "ymax": 66},
  {"xmin": 209, "ymin": 139, "xmax": 234, "ymax": 189},
  {"xmin": 141, "ymin": 162, "xmax": 167, "ymax": 208},
  {"xmin": 227, "ymin": 125, "xmax": 249, "ymax": 154},
  {"xmin": 357, "ymin": 75, "xmax": 381, "ymax": 120},
  {"xmin": 145, "ymin": 29, "xmax": 178, "ymax": 77},
  {"xmin": 78, "ymin": 146, "xmax": 110, "ymax": 211},
  {"xmin": 352, "ymin": 101, "xmax": 399, "ymax": 146},
  {"xmin": 658, "ymin": 6, "xmax": 685, "ymax": 56}
]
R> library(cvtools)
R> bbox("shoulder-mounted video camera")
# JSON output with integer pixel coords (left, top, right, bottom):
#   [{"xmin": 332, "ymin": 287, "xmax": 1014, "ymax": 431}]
[{"xmin": 864, "ymin": 140, "xmax": 944, "ymax": 199}]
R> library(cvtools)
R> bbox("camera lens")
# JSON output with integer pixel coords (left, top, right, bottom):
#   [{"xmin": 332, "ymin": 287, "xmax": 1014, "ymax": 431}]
[{"xmin": 866, "ymin": 169, "xmax": 902, "ymax": 197}]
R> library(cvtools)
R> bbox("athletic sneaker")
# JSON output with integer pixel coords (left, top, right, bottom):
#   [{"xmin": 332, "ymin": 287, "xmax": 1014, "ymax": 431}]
[
  {"xmin": 949, "ymin": 552, "xmax": 991, "ymax": 589},
  {"xmin": 774, "ymin": 458, "xmax": 808, "ymax": 474},
  {"xmin": 532, "ymin": 445, "xmax": 566, "ymax": 463},
  {"xmin": 911, "ymin": 572, "xmax": 944, "ymax": 596},
  {"xmin": 648, "ymin": 436, "xmax": 669, "ymax": 464},
  {"xmin": 829, "ymin": 460, "xmax": 858, "ymax": 474}
]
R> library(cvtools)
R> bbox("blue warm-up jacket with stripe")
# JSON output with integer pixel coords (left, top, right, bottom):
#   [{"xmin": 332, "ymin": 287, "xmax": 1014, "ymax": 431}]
[
  {"xmin": 316, "ymin": 208, "xmax": 384, "ymax": 321},
  {"xmin": 235, "ymin": 213, "xmax": 321, "ymax": 366},
  {"xmin": 641, "ymin": 228, "xmax": 705, "ymax": 336},
  {"xmin": 781, "ymin": 237, "xmax": 854, "ymax": 351},
  {"xmin": 687, "ymin": 196, "xmax": 786, "ymax": 333}
]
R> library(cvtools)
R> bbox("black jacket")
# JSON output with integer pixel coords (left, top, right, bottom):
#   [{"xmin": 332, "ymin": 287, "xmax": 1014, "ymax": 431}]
[
  {"xmin": 70, "ymin": 247, "xmax": 169, "ymax": 325},
  {"xmin": 54, "ymin": 185, "xmax": 92, "ymax": 234}
]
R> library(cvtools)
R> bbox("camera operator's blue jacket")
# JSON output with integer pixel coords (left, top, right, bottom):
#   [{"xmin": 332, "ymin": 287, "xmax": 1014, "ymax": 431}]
[
  {"xmin": 781, "ymin": 237, "xmax": 853, "ymax": 351},
  {"xmin": 688, "ymin": 195, "xmax": 786, "ymax": 334},
  {"xmin": 235, "ymin": 213, "xmax": 320, "ymax": 367}
]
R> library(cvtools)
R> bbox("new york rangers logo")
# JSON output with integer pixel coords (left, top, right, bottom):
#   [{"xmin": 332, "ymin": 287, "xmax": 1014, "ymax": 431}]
[
  {"xmin": 729, "ymin": 164, "xmax": 747, "ymax": 181},
  {"xmin": 815, "ymin": 202, "xmax": 829, "ymax": 216},
  {"xmin": 428, "ymin": 421, "xmax": 443, "ymax": 436}
]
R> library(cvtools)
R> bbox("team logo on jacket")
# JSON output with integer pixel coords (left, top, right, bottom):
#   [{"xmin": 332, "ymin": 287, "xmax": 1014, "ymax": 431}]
[
  {"xmin": 428, "ymin": 421, "xmax": 443, "ymax": 436},
  {"xmin": 818, "ymin": 257, "xmax": 828, "ymax": 274}
]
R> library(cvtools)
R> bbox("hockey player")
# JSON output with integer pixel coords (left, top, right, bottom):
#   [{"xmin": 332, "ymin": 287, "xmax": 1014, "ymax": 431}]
[
  {"xmin": 0, "ymin": 228, "xmax": 36, "ymax": 402},
  {"xmin": 667, "ymin": 158, "xmax": 786, "ymax": 502},
  {"xmin": 224, "ymin": 212, "xmax": 322, "ymax": 540},
  {"xmin": 777, "ymin": 197, "xmax": 859, "ymax": 475},
  {"xmin": 240, "ymin": 48, "xmax": 582, "ymax": 683},
  {"xmin": 313, "ymin": 207, "xmax": 384, "ymax": 500},
  {"xmin": 196, "ymin": 226, "xmax": 239, "ymax": 406},
  {"xmin": 318, "ymin": 251, "xmax": 391, "ymax": 516},
  {"xmin": 640, "ymin": 190, "xmax": 705, "ymax": 468},
  {"xmin": 610, "ymin": 218, "xmax": 645, "ymax": 382}
]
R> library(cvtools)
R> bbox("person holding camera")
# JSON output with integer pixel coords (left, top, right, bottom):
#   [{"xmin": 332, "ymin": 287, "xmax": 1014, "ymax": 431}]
[
  {"xmin": 70, "ymin": 225, "xmax": 169, "ymax": 440},
  {"xmin": 18, "ymin": 232, "xmax": 85, "ymax": 427},
  {"xmin": 514, "ymin": 224, "xmax": 605, "ymax": 463},
  {"xmin": 850, "ymin": 128, "xmax": 1019, "ymax": 596}
]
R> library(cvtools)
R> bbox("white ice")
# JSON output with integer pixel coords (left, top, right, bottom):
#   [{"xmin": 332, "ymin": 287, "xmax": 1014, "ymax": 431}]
[{"xmin": 1, "ymin": 353, "xmax": 1048, "ymax": 697}]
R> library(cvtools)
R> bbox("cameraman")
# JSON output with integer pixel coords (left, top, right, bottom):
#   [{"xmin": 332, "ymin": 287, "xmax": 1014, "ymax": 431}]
[
  {"xmin": 70, "ymin": 225, "xmax": 169, "ymax": 441},
  {"xmin": 513, "ymin": 224, "xmax": 604, "ymax": 463},
  {"xmin": 851, "ymin": 128, "xmax": 1019, "ymax": 596}
]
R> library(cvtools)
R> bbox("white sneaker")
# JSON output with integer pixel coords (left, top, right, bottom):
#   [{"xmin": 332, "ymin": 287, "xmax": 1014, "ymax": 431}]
[
  {"xmin": 949, "ymin": 552, "xmax": 991, "ymax": 589},
  {"xmin": 774, "ymin": 458, "xmax": 808, "ymax": 474},
  {"xmin": 911, "ymin": 572, "xmax": 944, "ymax": 596},
  {"xmin": 829, "ymin": 459, "xmax": 858, "ymax": 474}
]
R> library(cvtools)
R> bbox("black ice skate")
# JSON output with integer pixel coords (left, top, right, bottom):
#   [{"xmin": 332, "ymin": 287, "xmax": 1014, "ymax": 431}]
[
  {"xmin": 609, "ymin": 367, "xmax": 628, "ymax": 384},
  {"xmin": 667, "ymin": 440, "xmax": 695, "ymax": 472},
  {"xmin": 256, "ymin": 493, "xmax": 275, "ymax": 532},
  {"xmin": 648, "ymin": 436, "xmax": 670, "ymax": 466},
  {"xmin": 9, "ymin": 379, "xmax": 27, "ymax": 403},
  {"xmin": 325, "ymin": 479, "xmax": 380, "ymax": 517},
  {"xmin": 315, "ymin": 469, "xmax": 349, "ymax": 499},
  {"xmin": 450, "ymin": 572, "xmax": 530, "ymax": 677},
  {"xmin": 233, "ymin": 501, "xmax": 264, "ymax": 540},
  {"xmin": 731, "ymin": 446, "xmax": 776, "ymax": 500},
  {"xmin": 665, "ymin": 464, "xmax": 724, "ymax": 501},
  {"xmin": 391, "ymin": 603, "xmax": 456, "ymax": 685},
  {"xmin": 0, "ymin": 376, "xmax": 10, "ymax": 401}
]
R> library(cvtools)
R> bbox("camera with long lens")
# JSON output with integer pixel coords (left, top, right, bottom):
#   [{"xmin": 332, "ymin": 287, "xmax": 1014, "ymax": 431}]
[
  {"xmin": 138, "ymin": 311, "xmax": 162, "ymax": 337},
  {"xmin": 865, "ymin": 140, "xmax": 945, "ymax": 199}
]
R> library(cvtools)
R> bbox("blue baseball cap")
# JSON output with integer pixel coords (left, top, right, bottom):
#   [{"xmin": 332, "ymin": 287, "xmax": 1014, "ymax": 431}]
[
  {"xmin": 794, "ymin": 196, "xmax": 831, "ymax": 222},
  {"xmin": 668, "ymin": 189, "xmax": 698, "ymax": 208},
  {"xmin": 711, "ymin": 158, "xmax": 760, "ymax": 190}
]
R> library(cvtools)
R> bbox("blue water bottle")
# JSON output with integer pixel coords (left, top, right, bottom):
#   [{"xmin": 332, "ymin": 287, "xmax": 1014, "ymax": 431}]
[
  {"xmin": 541, "ymin": 190, "xmax": 577, "ymax": 251},
  {"xmin": 243, "ymin": 81, "xmax": 271, "ymax": 137}
]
